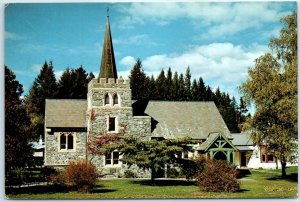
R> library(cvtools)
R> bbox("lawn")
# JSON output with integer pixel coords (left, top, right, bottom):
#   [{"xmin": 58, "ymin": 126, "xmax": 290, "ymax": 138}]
[{"xmin": 6, "ymin": 166, "xmax": 298, "ymax": 199}]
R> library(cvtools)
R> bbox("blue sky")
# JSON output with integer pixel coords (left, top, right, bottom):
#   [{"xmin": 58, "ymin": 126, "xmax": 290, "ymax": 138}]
[{"xmin": 5, "ymin": 2, "xmax": 296, "ymax": 107}]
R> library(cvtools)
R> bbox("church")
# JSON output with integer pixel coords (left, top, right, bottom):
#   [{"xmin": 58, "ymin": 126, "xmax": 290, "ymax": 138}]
[{"xmin": 44, "ymin": 15, "xmax": 287, "ymax": 178}]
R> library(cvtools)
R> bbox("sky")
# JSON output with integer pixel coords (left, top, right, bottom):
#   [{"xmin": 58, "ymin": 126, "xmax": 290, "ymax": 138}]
[{"xmin": 4, "ymin": 2, "xmax": 297, "ymax": 109}]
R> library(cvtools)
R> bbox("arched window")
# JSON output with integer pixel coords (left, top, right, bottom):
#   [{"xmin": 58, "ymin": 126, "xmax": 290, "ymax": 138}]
[
  {"xmin": 104, "ymin": 94, "xmax": 110, "ymax": 105},
  {"xmin": 59, "ymin": 133, "xmax": 75, "ymax": 151},
  {"xmin": 60, "ymin": 134, "xmax": 66, "ymax": 150},
  {"xmin": 67, "ymin": 134, "xmax": 74, "ymax": 150},
  {"xmin": 113, "ymin": 94, "xmax": 118, "ymax": 105}
]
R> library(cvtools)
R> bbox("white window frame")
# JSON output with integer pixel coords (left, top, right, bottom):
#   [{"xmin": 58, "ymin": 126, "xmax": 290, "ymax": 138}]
[
  {"xmin": 105, "ymin": 151, "xmax": 120, "ymax": 166},
  {"xmin": 59, "ymin": 133, "xmax": 76, "ymax": 152}
]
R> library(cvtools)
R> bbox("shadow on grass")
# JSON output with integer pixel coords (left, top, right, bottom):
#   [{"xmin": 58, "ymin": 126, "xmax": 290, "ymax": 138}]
[
  {"xmin": 131, "ymin": 179, "xmax": 196, "ymax": 186},
  {"xmin": 234, "ymin": 189, "xmax": 249, "ymax": 193},
  {"xmin": 92, "ymin": 184, "xmax": 117, "ymax": 194},
  {"xmin": 5, "ymin": 185, "xmax": 70, "ymax": 195},
  {"xmin": 267, "ymin": 173, "xmax": 298, "ymax": 182}
]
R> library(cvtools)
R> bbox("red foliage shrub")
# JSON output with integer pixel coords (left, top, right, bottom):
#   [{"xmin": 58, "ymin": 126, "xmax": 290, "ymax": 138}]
[
  {"xmin": 196, "ymin": 159, "xmax": 240, "ymax": 192},
  {"xmin": 62, "ymin": 161, "xmax": 99, "ymax": 193}
]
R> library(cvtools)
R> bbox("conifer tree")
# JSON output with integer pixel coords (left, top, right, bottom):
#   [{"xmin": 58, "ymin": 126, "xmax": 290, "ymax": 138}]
[
  {"xmin": 184, "ymin": 66, "xmax": 192, "ymax": 100},
  {"xmin": 5, "ymin": 66, "xmax": 33, "ymax": 169},
  {"xmin": 166, "ymin": 67, "xmax": 173, "ymax": 100},
  {"xmin": 197, "ymin": 77, "xmax": 206, "ymax": 101},
  {"xmin": 26, "ymin": 61, "xmax": 57, "ymax": 137},
  {"xmin": 155, "ymin": 70, "xmax": 167, "ymax": 100},
  {"xmin": 178, "ymin": 73, "xmax": 186, "ymax": 101},
  {"xmin": 172, "ymin": 72, "xmax": 180, "ymax": 100},
  {"xmin": 191, "ymin": 79, "xmax": 198, "ymax": 101},
  {"xmin": 129, "ymin": 59, "xmax": 147, "ymax": 100}
]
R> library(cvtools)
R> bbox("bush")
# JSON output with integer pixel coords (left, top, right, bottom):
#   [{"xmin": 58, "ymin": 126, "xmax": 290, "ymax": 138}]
[
  {"xmin": 197, "ymin": 159, "xmax": 240, "ymax": 192},
  {"xmin": 166, "ymin": 168, "xmax": 179, "ymax": 178},
  {"xmin": 179, "ymin": 156, "xmax": 206, "ymax": 180},
  {"xmin": 61, "ymin": 161, "xmax": 99, "ymax": 193},
  {"xmin": 124, "ymin": 170, "xmax": 136, "ymax": 178}
]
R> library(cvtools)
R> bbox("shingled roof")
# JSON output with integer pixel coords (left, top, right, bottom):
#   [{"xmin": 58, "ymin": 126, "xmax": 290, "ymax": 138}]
[
  {"xmin": 141, "ymin": 101, "xmax": 231, "ymax": 140},
  {"xmin": 45, "ymin": 99, "xmax": 87, "ymax": 128}
]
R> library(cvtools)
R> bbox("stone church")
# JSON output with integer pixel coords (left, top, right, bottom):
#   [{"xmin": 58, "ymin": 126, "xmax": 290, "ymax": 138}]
[{"xmin": 44, "ymin": 16, "xmax": 286, "ymax": 178}]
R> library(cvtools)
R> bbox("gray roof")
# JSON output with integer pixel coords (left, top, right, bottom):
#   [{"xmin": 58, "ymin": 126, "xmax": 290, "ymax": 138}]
[
  {"xmin": 143, "ymin": 101, "xmax": 231, "ymax": 140},
  {"xmin": 45, "ymin": 99, "xmax": 87, "ymax": 128},
  {"xmin": 231, "ymin": 133, "xmax": 253, "ymax": 146}
]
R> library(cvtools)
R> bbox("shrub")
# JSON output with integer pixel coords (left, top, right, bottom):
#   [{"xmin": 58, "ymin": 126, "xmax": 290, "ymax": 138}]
[
  {"xmin": 179, "ymin": 156, "xmax": 206, "ymax": 180},
  {"xmin": 166, "ymin": 168, "xmax": 179, "ymax": 178},
  {"xmin": 62, "ymin": 161, "xmax": 99, "ymax": 193},
  {"xmin": 196, "ymin": 159, "xmax": 240, "ymax": 192},
  {"xmin": 124, "ymin": 170, "xmax": 136, "ymax": 178}
]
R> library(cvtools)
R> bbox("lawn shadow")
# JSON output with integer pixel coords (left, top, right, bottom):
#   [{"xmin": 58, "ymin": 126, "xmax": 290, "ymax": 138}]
[
  {"xmin": 267, "ymin": 173, "xmax": 298, "ymax": 182},
  {"xmin": 131, "ymin": 179, "xmax": 196, "ymax": 186},
  {"xmin": 5, "ymin": 184, "xmax": 70, "ymax": 195},
  {"xmin": 92, "ymin": 184, "xmax": 117, "ymax": 194},
  {"xmin": 234, "ymin": 189, "xmax": 249, "ymax": 193}
]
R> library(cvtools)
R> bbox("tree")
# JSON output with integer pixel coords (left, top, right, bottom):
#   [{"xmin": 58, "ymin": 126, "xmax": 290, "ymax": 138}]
[
  {"xmin": 56, "ymin": 66, "xmax": 93, "ymax": 99},
  {"xmin": 155, "ymin": 70, "xmax": 167, "ymax": 100},
  {"xmin": 240, "ymin": 12, "xmax": 297, "ymax": 178},
  {"xmin": 129, "ymin": 59, "xmax": 148, "ymax": 100},
  {"xmin": 178, "ymin": 73, "xmax": 186, "ymax": 101},
  {"xmin": 5, "ymin": 66, "xmax": 33, "ymax": 170},
  {"xmin": 197, "ymin": 77, "xmax": 206, "ymax": 101},
  {"xmin": 166, "ymin": 67, "xmax": 173, "ymax": 100},
  {"xmin": 25, "ymin": 61, "xmax": 57, "ymax": 137},
  {"xmin": 88, "ymin": 133, "xmax": 196, "ymax": 181},
  {"xmin": 184, "ymin": 66, "xmax": 192, "ymax": 100}
]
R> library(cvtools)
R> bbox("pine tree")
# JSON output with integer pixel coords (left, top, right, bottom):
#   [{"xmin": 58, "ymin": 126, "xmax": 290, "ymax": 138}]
[
  {"xmin": 184, "ymin": 67, "xmax": 192, "ymax": 100},
  {"xmin": 178, "ymin": 73, "xmax": 186, "ymax": 101},
  {"xmin": 129, "ymin": 59, "xmax": 147, "ymax": 100},
  {"xmin": 5, "ymin": 66, "xmax": 33, "ymax": 169},
  {"xmin": 26, "ymin": 61, "xmax": 57, "ymax": 137},
  {"xmin": 155, "ymin": 70, "xmax": 167, "ymax": 100},
  {"xmin": 197, "ymin": 77, "xmax": 206, "ymax": 101},
  {"xmin": 191, "ymin": 79, "xmax": 198, "ymax": 101},
  {"xmin": 172, "ymin": 72, "xmax": 179, "ymax": 100},
  {"xmin": 166, "ymin": 67, "xmax": 173, "ymax": 100}
]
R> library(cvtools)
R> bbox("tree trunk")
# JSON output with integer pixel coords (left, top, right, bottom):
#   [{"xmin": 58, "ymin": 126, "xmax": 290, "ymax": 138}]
[
  {"xmin": 281, "ymin": 160, "xmax": 287, "ymax": 178},
  {"xmin": 150, "ymin": 166, "xmax": 155, "ymax": 182}
]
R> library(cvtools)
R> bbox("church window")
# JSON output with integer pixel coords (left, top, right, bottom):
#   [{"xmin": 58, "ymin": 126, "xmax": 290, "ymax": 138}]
[
  {"xmin": 108, "ymin": 117, "xmax": 116, "ymax": 132},
  {"xmin": 59, "ymin": 133, "xmax": 75, "ymax": 151},
  {"xmin": 104, "ymin": 94, "xmax": 110, "ymax": 105},
  {"xmin": 105, "ymin": 151, "xmax": 120, "ymax": 165},
  {"xmin": 113, "ymin": 94, "xmax": 118, "ymax": 105}
]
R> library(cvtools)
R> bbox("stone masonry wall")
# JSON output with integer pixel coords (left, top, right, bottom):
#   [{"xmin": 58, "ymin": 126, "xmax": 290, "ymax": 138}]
[{"xmin": 44, "ymin": 131, "xmax": 87, "ymax": 166}]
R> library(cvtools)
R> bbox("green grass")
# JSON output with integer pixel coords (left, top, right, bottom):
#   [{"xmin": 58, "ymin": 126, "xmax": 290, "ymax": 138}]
[{"xmin": 6, "ymin": 166, "xmax": 298, "ymax": 199}]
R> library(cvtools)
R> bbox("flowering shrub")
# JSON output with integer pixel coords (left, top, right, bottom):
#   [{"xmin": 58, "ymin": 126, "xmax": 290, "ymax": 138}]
[
  {"xmin": 197, "ymin": 159, "xmax": 240, "ymax": 192},
  {"xmin": 62, "ymin": 161, "xmax": 99, "ymax": 193}
]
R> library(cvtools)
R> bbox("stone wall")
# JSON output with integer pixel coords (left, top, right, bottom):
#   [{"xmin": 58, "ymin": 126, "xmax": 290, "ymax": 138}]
[{"xmin": 44, "ymin": 131, "xmax": 87, "ymax": 166}]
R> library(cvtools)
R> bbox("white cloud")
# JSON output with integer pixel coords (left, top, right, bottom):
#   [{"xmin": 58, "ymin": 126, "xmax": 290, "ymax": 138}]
[
  {"xmin": 120, "ymin": 56, "xmax": 136, "ymax": 67},
  {"xmin": 5, "ymin": 31, "xmax": 25, "ymax": 40},
  {"xmin": 117, "ymin": 2, "xmax": 289, "ymax": 37},
  {"xmin": 54, "ymin": 70, "xmax": 64, "ymax": 80},
  {"xmin": 30, "ymin": 64, "xmax": 42, "ymax": 74},
  {"xmin": 124, "ymin": 42, "xmax": 268, "ymax": 99},
  {"xmin": 114, "ymin": 34, "xmax": 157, "ymax": 46}
]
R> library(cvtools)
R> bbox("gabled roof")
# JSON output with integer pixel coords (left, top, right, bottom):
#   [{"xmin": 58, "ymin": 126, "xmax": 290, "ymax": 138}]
[
  {"xmin": 45, "ymin": 99, "xmax": 87, "ymax": 128},
  {"xmin": 231, "ymin": 132, "xmax": 253, "ymax": 146},
  {"xmin": 99, "ymin": 16, "xmax": 117, "ymax": 80},
  {"xmin": 197, "ymin": 132, "xmax": 238, "ymax": 151},
  {"xmin": 140, "ymin": 101, "xmax": 231, "ymax": 140}
]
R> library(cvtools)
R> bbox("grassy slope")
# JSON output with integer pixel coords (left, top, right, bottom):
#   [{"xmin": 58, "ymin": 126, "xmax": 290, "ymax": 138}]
[{"xmin": 6, "ymin": 166, "xmax": 298, "ymax": 199}]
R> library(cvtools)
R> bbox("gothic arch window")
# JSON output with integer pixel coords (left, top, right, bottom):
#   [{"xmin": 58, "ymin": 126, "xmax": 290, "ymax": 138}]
[
  {"xmin": 113, "ymin": 94, "xmax": 119, "ymax": 105},
  {"xmin": 104, "ymin": 93, "xmax": 110, "ymax": 105},
  {"xmin": 59, "ymin": 133, "xmax": 75, "ymax": 151}
]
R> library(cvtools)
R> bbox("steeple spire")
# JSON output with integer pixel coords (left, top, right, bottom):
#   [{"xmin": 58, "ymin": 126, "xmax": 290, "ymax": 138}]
[{"xmin": 99, "ymin": 14, "xmax": 118, "ymax": 80}]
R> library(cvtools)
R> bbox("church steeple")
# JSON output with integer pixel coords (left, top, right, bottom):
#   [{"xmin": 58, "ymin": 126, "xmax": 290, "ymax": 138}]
[{"xmin": 99, "ymin": 14, "xmax": 118, "ymax": 80}]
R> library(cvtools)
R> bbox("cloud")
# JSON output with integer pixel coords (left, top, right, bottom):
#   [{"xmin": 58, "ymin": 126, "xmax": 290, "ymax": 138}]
[
  {"xmin": 114, "ymin": 34, "xmax": 158, "ymax": 47},
  {"xmin": 5, "ymin": 31, "xmax": 25, "ymax": 40},
  {"xmin": 30, "ymin": 64, "xmax": 42, "ymax": 74},
  {"xmin": 120, "ymin": 56, "xmax": 136, "ymax": 67},
  {"xmin": 54, "ymin": 70, "xmax": 64, "ymax": 80},
  {"xmin": 117, "ymin": 2, "xmax": 290, "ymax": 37},
  {"xmin": 121, "ymin": 42, "xmax": 268, "ymax": 99}
]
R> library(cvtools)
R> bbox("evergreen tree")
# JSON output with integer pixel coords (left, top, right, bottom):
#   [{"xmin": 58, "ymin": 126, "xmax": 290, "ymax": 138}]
[
  {"xmin": 56, "ymin": 66, "xmax": 92, "ymax": 99},
  {"xmin": 191, "ymin": 79, "xmax": 198, "ymax": 101},
  {"xmin": 26, "ymin": 61, "xmax": 57, "ymax": 137},
  {"xmin": 166, "ymin": 67, "xmax": 173, "ymax": 100},
  {"xmin": 172, "ymin": 72, "xmax": 180, "ymax": 100},
  {"xmin": 129, "ymin": 59, "xmax": 147, "ymax": 100},
  {"xmin": 205, "ymin": 85, "xmax": 214, "ymax": 101},
  {"xmin": 155, "ymin": 70, "xmax": 167, "ymax": 100},
  {"xmin": 184, "ymin": 66, "xmax": 192, "ymax": 100},
  {"xmin": 5, "ymin": 66, "xmax": 33, "ymax": 169},
  {"xmin": 197, "ymin": 77, "xmax": 206, "ymax": 101},
  {"xmin": 178, "ymin": 73, "xmax": 186, "ymax": 101},
  {"xmin": 148, "ymin": 75, "xmax": 156, "ymax": 100}
]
